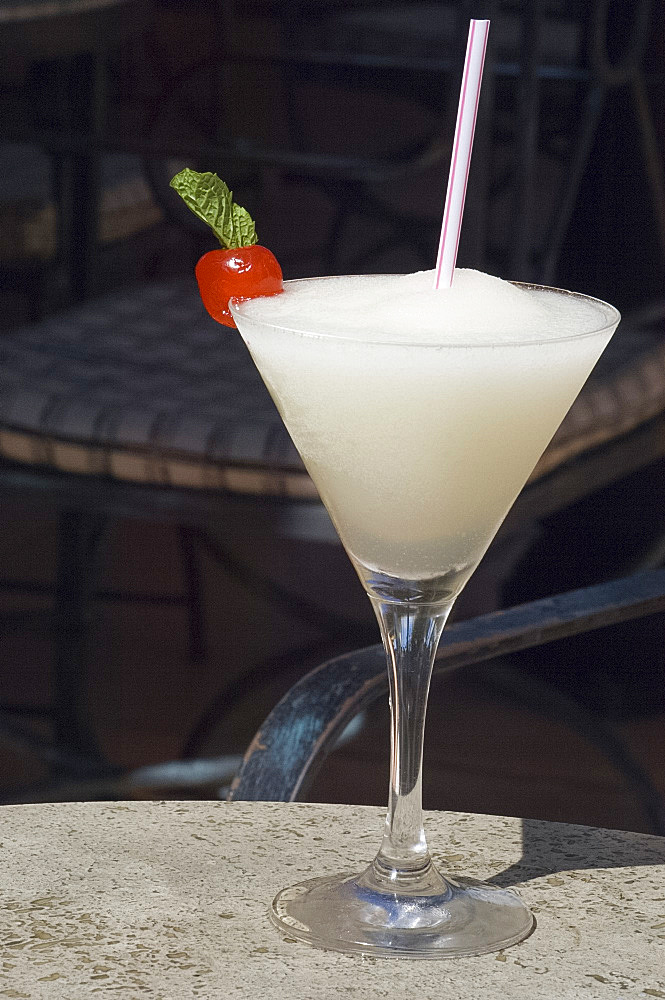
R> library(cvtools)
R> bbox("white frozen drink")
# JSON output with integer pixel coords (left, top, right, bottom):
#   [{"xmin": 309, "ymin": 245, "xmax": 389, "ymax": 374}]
[{"xmin": 231, "ymin": 269, "xmax": 619, "ymax": 596}]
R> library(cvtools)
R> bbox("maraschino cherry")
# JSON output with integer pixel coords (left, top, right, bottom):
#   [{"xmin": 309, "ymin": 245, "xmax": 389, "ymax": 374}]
[
  {"xmin": 170, "ymin": 168, "xmax": 283, "ymax": 328},
  {"xmin": 195, "ymin": 245, "xmax": 283, "ymax": 328}
]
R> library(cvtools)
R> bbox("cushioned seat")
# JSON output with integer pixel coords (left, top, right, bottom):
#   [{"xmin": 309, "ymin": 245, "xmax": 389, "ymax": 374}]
[
  {"xmin": 0, "ymin": 281, "xmax": 662, "ymax": 501},
  {"xmin": 533, "ymin": 303, "xmax": 665, "ymax": 480},
  {"xmin": 0, "ymin": 280, "xmax": 315, "ymax": 499},
  {"xmin": 0, "ymin": 280, "xmax": 663, "ymax": 802}
]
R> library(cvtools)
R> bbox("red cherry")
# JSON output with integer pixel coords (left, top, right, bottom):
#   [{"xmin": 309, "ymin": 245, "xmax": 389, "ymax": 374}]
[{"xmin": 195, "ymin": 245, "xmax": 283, "ymax": 328}]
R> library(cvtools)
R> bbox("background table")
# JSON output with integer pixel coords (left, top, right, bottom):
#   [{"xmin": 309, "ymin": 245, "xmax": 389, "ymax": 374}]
[{"xmin": 1, "ymin": 800, "xmax": 664, "ymax": 998}]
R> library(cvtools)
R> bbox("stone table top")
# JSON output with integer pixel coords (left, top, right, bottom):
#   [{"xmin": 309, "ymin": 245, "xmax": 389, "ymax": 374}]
[{"xmin": 0, "ymin": 800, "xmax": 664, "ymax": 998}]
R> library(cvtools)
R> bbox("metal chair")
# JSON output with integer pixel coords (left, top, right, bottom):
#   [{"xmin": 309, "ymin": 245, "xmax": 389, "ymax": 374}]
[
  {"xmin": 140, "ymin": 0, "xmax": 662, "ymax": 285},
  {"xmin": 2, "ymin": 1, "xmax": 663, "ymax": 802},
  {"xmin": 0, "ymin": 278, "xmax": 367, "ymax": 802},
  {"xmin": 0, "ymin": 279, "xmax": 664, "ymax": 803},
  {"xmin": 230, "ymin": 568, "xmax": 665, "ymax": 835},
  {"xmin": 0, "ymin": 0, "xmax": 151, "ymax": 310}
]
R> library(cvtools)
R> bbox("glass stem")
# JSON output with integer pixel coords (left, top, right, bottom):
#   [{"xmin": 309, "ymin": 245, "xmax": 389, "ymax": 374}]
[{"xmin": 368, "ymin": 598, "xmax": 453, "ymax": 888}]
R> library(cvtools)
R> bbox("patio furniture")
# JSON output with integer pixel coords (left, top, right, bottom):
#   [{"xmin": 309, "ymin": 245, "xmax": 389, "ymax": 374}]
[
  {"xmin": 0, "ymin": 276, "xmax": 664, "ymax": 804},
  {"xmin": 231, "ymin": 568, "xmax": 665, "ymax": 833},
  {"xmin": 143, "ymin": 0, "xmax": 663, "ymax": 285},
  {"xmin": 0, "ymin": 0, "xmax": 150, "ymax": 308}
]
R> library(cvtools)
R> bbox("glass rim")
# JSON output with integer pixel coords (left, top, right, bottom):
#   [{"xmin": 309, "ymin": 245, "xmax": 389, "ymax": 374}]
[{"xmin": 230, "ymin": 276, "xmax": 621, "ymax": 349}]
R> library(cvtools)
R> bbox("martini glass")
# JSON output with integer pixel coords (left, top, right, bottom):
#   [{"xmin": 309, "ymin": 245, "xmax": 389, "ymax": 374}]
[{"xmin": 231, "ymin": 280, "xmax": 620, "ymax": 958}]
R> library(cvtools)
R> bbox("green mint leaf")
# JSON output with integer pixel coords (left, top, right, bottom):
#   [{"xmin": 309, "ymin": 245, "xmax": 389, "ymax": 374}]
[{"xmin": 169, "ymin": 168, "xmax": 258, "ymax": 249}]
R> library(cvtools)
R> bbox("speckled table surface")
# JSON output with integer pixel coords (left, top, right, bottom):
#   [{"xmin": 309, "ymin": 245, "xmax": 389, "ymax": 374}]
[{"xmin": 0, "ymin": 800, "xmax": 664, "ymax": 999}]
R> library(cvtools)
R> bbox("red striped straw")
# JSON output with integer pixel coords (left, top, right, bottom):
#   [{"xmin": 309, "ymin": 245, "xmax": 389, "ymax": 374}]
[{"xmin": 434, "ymin": 19, "xmax": 490, "ymax": 289}]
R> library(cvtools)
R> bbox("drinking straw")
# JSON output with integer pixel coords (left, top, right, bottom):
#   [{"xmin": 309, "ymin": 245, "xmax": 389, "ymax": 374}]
[{"xmin": 434, "ymin": 19, "xmax": 490, "ymax": 289}]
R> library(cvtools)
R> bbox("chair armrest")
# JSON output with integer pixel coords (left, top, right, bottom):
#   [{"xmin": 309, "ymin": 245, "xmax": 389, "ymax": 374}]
[{"xmin": 229, "ymin": 569, "xmax": 665, "ymax": 802}]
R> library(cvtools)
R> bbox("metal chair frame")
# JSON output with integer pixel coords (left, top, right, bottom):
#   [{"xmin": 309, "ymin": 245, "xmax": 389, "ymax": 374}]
[
  {"xmin": 2, "ymin": 406, "xmax": 664, "ymax": 804},
  {"xmin": 136, "ymin": 0, "xmax": 662, "ymax": 283},
  {"xmin": 230, "ymin": 567, "xmax": 665, "ymax": 835}
]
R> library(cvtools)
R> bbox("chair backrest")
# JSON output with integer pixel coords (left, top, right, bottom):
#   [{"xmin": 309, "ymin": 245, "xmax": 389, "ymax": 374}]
[
  {"xmin": 229, "ymin": 568, "xmax": 665, "ymax": 817},
  {"xmin": 145, "ymin": 1, "xmax": 658, "ymax": 283}
]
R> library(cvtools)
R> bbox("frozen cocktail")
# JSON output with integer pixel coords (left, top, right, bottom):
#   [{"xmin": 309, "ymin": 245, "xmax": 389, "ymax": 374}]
[{"xmin": 169, "ymin": 14, "xmax": 620, "ymax": 956}]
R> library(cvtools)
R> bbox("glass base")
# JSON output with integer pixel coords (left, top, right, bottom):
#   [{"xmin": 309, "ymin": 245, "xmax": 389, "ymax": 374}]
[{"xmin": 270, "ymin": 865, "xmax": 534, "ymax": 959}]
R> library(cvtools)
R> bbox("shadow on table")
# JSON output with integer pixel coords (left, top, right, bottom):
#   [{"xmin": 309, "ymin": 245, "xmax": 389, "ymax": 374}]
[{"xmin": 486, "ymin": 817, "xmax": 665, "ymax": 889}]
